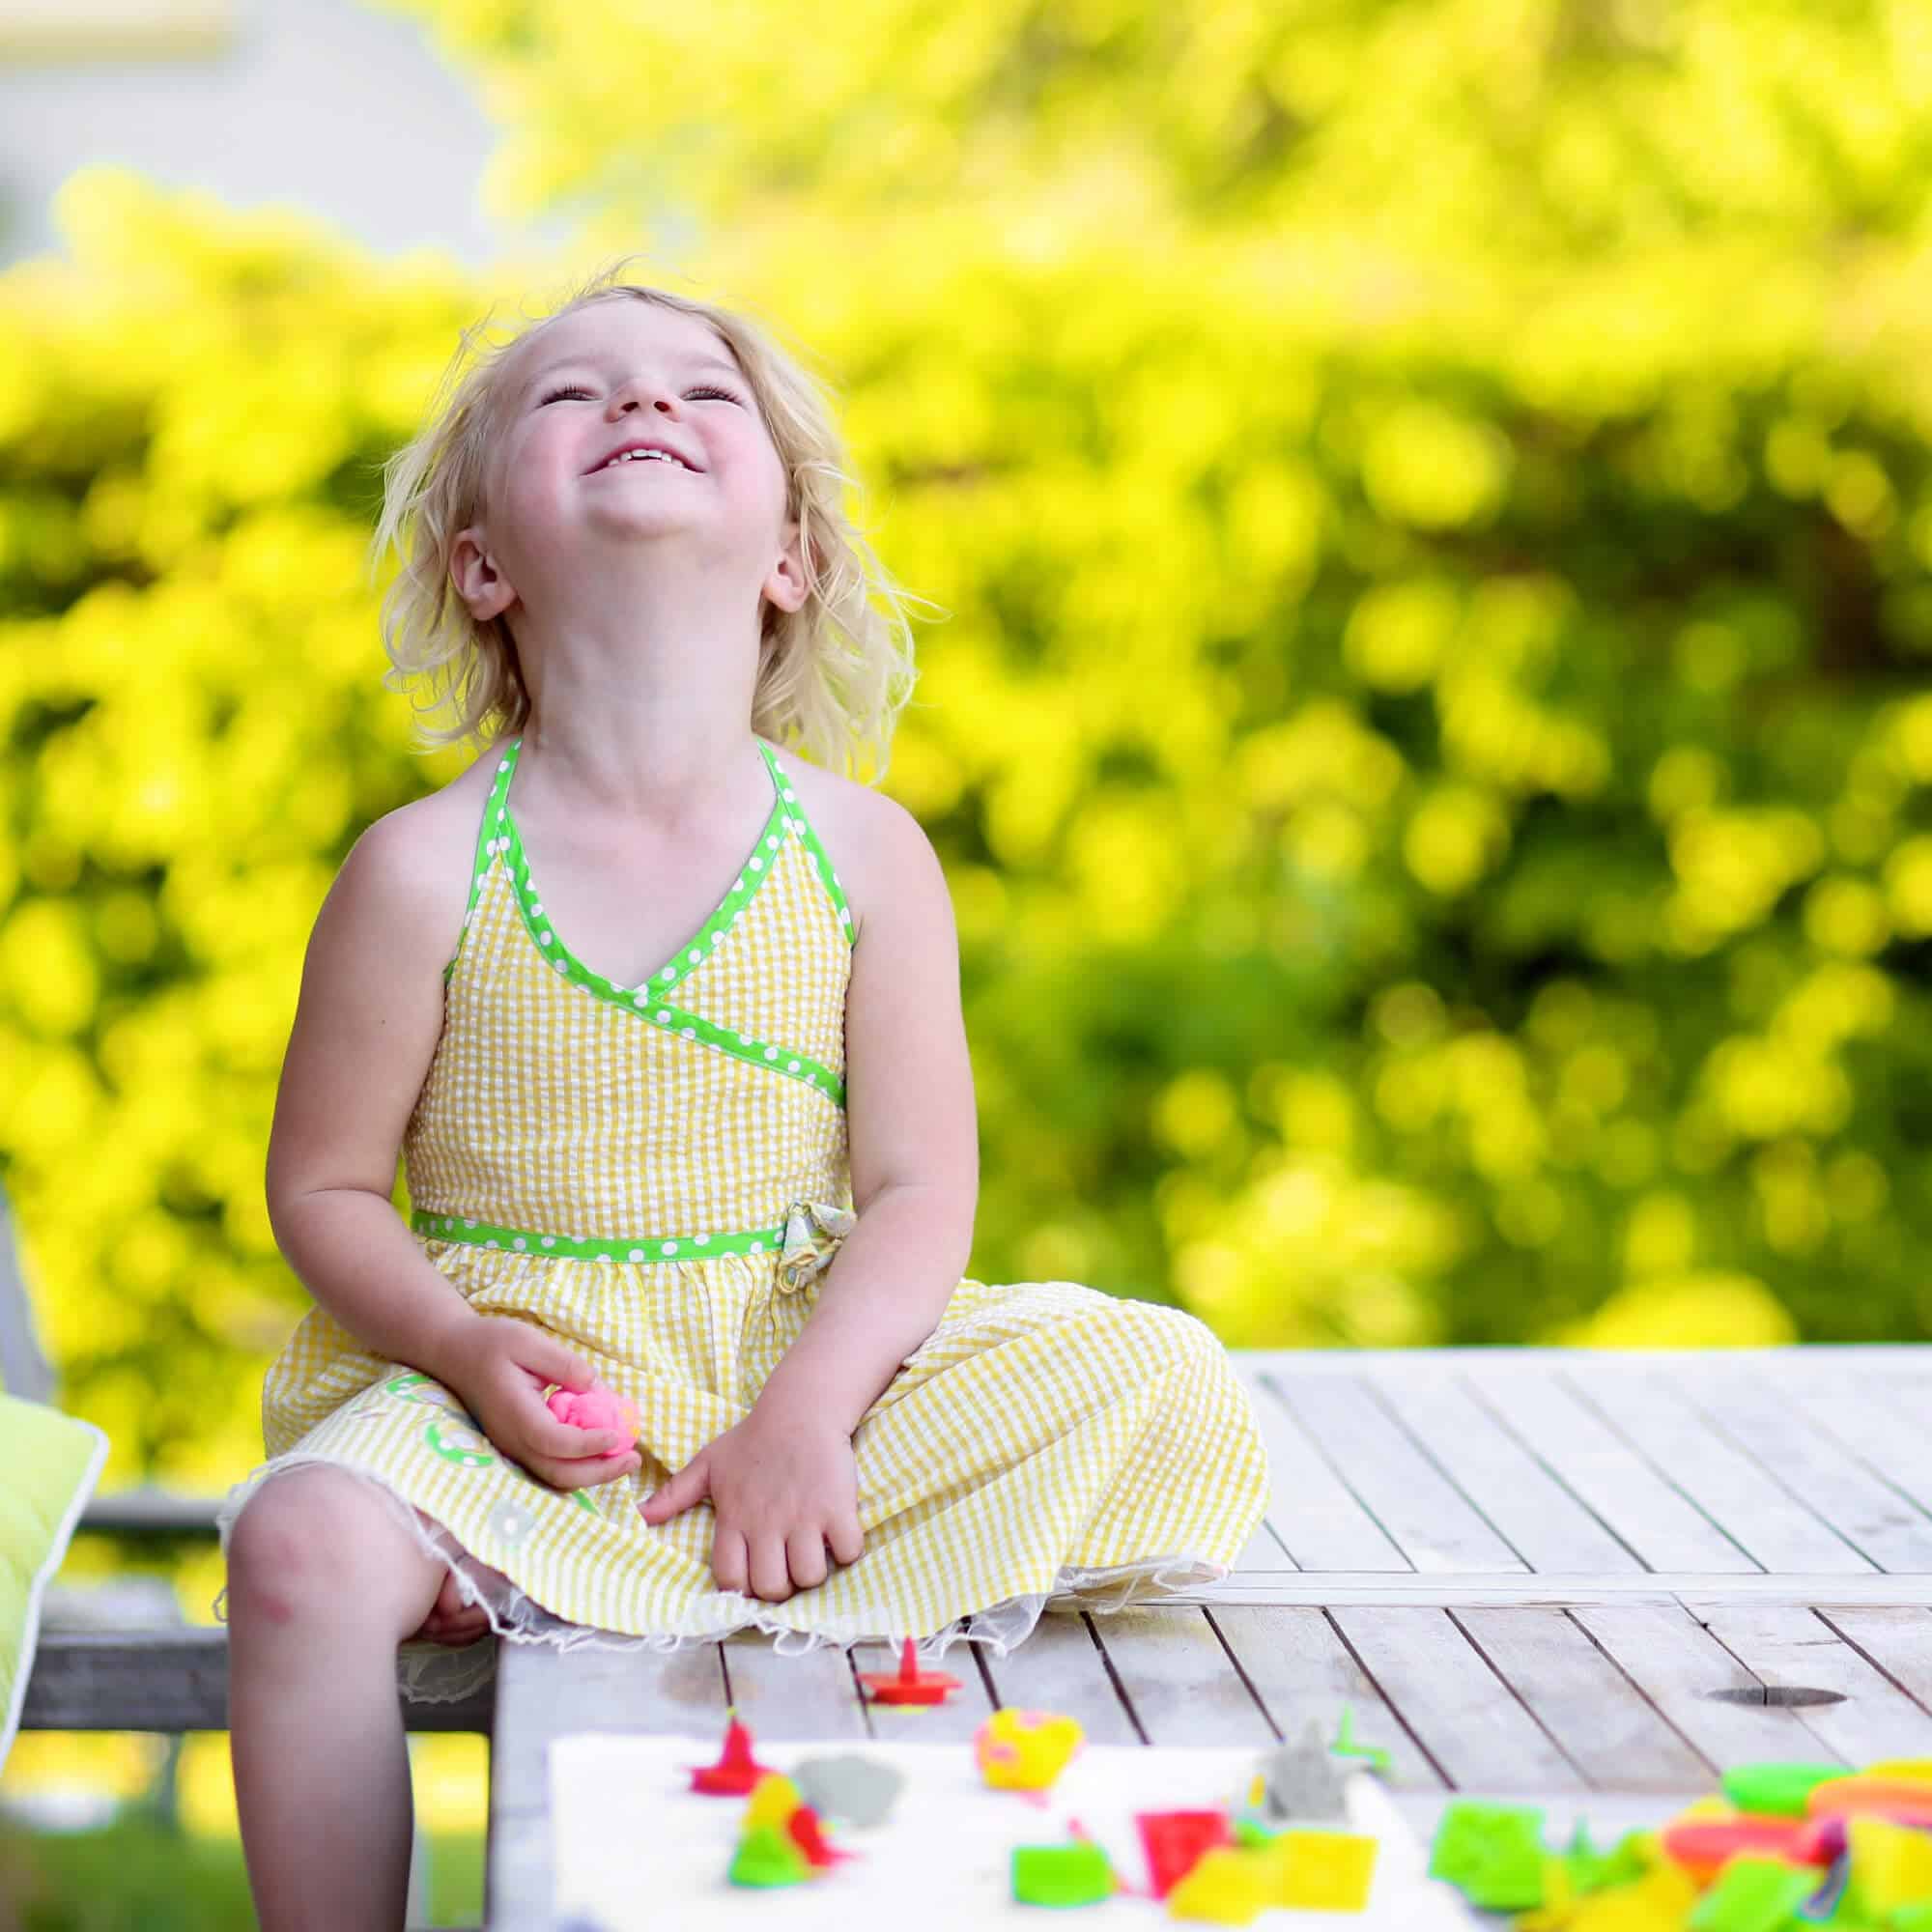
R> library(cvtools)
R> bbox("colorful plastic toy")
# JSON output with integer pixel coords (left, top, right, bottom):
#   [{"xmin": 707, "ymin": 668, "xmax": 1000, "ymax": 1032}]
[
  {"xmin": 1166, "ymin": 1846, "xmax": 1268, "ymax": 1923},
  {"xmin": 1689, "ymin": 1856, "xmax": 1819, "ymax": 1931},
  {"xmin": 976, "ymin": 1708, "xmax": 1085, "ymax": 1792},
  {"xmin": 1660, "ymin": 1812, "xmax": 1820, "ymax": 1880},
  {"xmin": 1804, "ymin": 1774, "xmax": 1932, "ymax": 1825},
  {"xmin": 1327, "ymin": 1703, "xmax": 1392, "ymax": 1777},
  {"xmin": 857, "ymin": 1636, "xmax": 963, "ymax": 1706},
  {"xmin": 1010, "ymin": 1838, "xmax": 1116, "ymax": 1907},
  {"xmin": 1137, "ymin": 1809, "xmax": 1234, "ymax": 1899},
  {"xmin": 1720, "ymin": 1762, "xmax": 1843, "ymax": 1817},
  {"xmin": 1842, "ymin": 1814, "xmax": 1932, "ymax": 1921},
  {"xmin": 1254, "ymin": 1828, "xmax": 1378, "ymax": 1912},
  {"xmin": 688, "ymin": 1714, "xmax": 776, "ymax": 1796},
  {"xmin": 724, "ymin": 1767, "xmax": 848, "ymax": 1884},
  {"xmin": 1426, "ymin": 1800, "xmax": 1547, "ymax": 1912},
  {"xmin": 728, "ymin": 1824, "xmax": 810, "ymax": 1889}
]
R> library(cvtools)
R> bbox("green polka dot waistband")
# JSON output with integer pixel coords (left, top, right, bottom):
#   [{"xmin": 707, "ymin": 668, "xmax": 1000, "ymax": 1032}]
[{"xmin": 412, "ymin": 1208, "xmax": 786, "ymax": 1264}]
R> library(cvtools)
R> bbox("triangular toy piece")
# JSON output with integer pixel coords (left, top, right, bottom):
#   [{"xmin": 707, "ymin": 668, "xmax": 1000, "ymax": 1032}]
[
  {"xmin": 690, "ymin": 1715, "xmax": 776, "ymax": 1796},
  {"xmin": 785, "ymin": 1804, "xmax": 848, "ymax": 1870}
]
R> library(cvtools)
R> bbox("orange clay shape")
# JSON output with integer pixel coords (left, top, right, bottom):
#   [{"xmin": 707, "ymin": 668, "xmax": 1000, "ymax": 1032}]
[{"xmin": 976, "ymin": 1708, "xmax": 1086, "ymax": 1792}]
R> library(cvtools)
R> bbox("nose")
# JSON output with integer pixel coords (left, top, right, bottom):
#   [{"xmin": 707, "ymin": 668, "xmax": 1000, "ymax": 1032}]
[{"xmin": 610, "ymin": 375, "xmax": 680, "ymax": 417}]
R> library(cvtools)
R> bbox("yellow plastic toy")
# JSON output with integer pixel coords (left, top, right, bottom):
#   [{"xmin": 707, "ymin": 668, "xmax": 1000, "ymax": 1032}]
[
  {"xmin": 1845, "ymin": 1815, "xmax": 1932, "ymax": 1920},
  {"xmin": 1166, "ymin": 1846, "xmax": 1269, "ymax": 1924},
  {"xmin": 744, "ymin": 1772, "xmax": 804, "ymax": 1834},
  {"xmin": 974, "ymin": 1708, "xmax": 1085, "ymax": 1792},
  {"xmin": 1254, "ymin": 1828, "xmax": 1378, "ymax": 1912}
]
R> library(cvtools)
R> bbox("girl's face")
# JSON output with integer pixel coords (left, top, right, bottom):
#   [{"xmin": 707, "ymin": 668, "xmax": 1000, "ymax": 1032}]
[{"xmin": 473, "ymin": 298, "xmax": 792, "ymax": 604}]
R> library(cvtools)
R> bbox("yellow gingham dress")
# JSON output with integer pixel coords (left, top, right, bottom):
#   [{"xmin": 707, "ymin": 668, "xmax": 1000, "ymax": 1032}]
[{"xmin": 213, "ymin": 734, "xmax": 1270, "ymax": 1701}]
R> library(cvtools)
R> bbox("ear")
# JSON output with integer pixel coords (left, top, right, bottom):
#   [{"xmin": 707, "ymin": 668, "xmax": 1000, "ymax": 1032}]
[
  {"xmin": 451, "ymin": 526, "xmax": 520, "ymax": 622},
  {"xmin": 761, "ymin": 516, "xmax": 812, "ymax": 617}
]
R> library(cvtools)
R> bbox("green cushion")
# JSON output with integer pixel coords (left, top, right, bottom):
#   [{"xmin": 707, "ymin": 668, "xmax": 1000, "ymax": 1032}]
[{"xmin": 0, "ymin": 1392, "xmax": 109, "ymax": 1776}]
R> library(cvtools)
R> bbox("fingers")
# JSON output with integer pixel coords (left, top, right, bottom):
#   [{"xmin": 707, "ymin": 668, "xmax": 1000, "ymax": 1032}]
[
  {"xmin": 711, "ymin": 1525, "xmax": 749, "ymax": 1596},
  {"xmin": 747, "ymin": 1534, "xmax": 793, "ymax": 1604},
  {"xmin": 785, "ymin": 1527, "xmax": 829, "ymax": 1593},
  {"xmin": 639, "ymin": 1452, "xmax": 707, "ymax": 1523},
  {"xmin": 825, "ymin": 1516, "xmax": 865, "ymax": 1568}
]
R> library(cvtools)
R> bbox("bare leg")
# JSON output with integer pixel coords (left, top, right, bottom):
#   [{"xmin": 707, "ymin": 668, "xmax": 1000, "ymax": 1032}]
[{"xmin": 225, "ymin": 1465, "xmax": 450, "ymax": 1932}]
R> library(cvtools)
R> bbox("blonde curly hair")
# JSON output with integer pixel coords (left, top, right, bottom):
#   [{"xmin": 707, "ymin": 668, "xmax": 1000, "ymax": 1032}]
[{"xmin": 366, "ymin": 255, "xmax": 937, "ymax": 783}]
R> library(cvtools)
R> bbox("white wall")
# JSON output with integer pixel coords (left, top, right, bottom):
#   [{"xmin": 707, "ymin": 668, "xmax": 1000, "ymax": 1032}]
[{"xmin": 0, "ymin": 0, "xmax": 567, "ymax": 270}]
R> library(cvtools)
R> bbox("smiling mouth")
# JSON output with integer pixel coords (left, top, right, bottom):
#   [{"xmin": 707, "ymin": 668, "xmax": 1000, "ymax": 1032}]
[{"xmin": 594, "ymin": 452, "xmax": 694, "ymax": 474}]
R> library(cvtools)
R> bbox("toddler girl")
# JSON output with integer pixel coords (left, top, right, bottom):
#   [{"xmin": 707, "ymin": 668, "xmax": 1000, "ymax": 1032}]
[{"xmin": 213, "ymin": 259, "xmax": 1270, "ymax": 1929}]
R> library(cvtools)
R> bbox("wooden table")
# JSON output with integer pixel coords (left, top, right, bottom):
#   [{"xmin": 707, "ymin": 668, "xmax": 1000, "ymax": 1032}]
[{"xmin": 484, "ymin": 1346, "xmax": 1932, "ymax": 1927}]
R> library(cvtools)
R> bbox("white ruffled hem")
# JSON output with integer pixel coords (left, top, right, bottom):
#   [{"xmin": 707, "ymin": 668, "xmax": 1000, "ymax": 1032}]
[{"xmin": 211, "ymin": 1456, "xmax": 1232, "ymax": 1708}]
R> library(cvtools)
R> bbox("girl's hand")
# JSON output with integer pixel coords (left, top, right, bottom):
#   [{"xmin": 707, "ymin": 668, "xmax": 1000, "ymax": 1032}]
[
  {"xmin": 441, "ymin": 1315, "xmax": 642, "ymax": 1492},
  {"xmin": 638, "ymin": 1405, "xmax": 864, "ymax": 1602}
]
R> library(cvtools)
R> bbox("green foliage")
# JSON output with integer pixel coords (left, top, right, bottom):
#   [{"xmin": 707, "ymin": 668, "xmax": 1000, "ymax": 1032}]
[
  {"xmin": 4, "ymin": 3, "xmax": 1932, "ymax": 1509},
  {"xmin": 0, "ymin": 1812, "xmax": 483, "ymax": 1929}
]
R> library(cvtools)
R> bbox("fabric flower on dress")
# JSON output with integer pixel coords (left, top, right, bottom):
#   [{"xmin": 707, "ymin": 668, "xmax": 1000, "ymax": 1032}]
[{"xmin": 776, "ymin": 1198, "xmax": 858, "ymax": 1293}]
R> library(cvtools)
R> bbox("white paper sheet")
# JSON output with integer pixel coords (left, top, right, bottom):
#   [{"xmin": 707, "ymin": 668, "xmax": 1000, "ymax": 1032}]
[{"xmin": 549, "ymin": 1732, "xmax": 1476, "ymax": 1929}]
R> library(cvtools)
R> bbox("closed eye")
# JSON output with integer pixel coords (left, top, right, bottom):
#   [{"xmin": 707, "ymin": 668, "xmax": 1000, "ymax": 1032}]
[{"xmin": 539, "ymin": 384, "xmax": 743, "ymax": 406}]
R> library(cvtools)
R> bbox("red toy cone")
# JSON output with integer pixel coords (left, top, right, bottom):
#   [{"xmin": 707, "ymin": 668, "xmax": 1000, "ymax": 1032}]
[
  {"xmin": 858, "ymin": 1636, "xmax": 962, "ymax": 1707},
  {"xmin": 690, "ymin": 1714, "xmax": 775, "ymax": 1796}
]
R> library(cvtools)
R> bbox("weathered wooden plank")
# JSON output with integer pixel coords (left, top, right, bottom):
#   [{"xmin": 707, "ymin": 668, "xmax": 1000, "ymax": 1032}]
[
  {"xmin": 493, "ymin": 1638, "xmax": 724, "ymax": 1814},
  {"xmin": 1356, "ymin": 1368, "xmax": 1643, "ymax": 1576},
  {"xmin": 1790, "ymin": 1373, "xmax": 1932, "ymax": 1524},
  {"xmin": 1456, "ymin": 1365, "xmax": 1758, "ymax": 1575},
  {"xmin": 1266, "ymin": 1371, "xmax": 1526, "ymax": 1574},
  {"xmin": 1452, "ymin": 1606, "xmax": 1712, "ymax": 1792},
  {"xmin": 1672, "ymin": 1368, "xmax": 1932, "ymax": 1575},
  {"xmin": 720, "ymin": 1634, "xmax": 870, "ymax": 1740},
  {"xmin": 488, "ymin": 1637, "xmax": 727, "ymax": 1930},
  {"xmin": 1571, "ymin": 1605, "xmax": 1852, "ymax": 1770},
  {"xmin": 1566, "ymin": 1361, "xmax": 1875, "ymax": 1575},
  {"xmin": 1690, "ymin": 1604, "xmax": 1932, "ymax": 1764},
  {"xmin": 18, "ymin": 1629, "xmax": 492, "ymax": 1736},
  {"xmin": 1234, "ymin": 1369, "xmax": 1411, "ymax": 1573},
  {"xmin": 1181, "ymin": 1572, "xmax": 1928, "ymax": 1606},
  {"xmin": 1084, "ymin": 1606, "xmax": 1275, "ymax": 1747},
  {"xmin": 1816, "ymin": 1607, "xmax": 1932, "ymax": 1716},
  {"xmin": 1326, "ymin": 1607, "xmax": 1585, "ymax": 1793},
  {"xmin": 976, "ymin": 1608, "xmax": 1143, "ymax": 1745},
  {"xmin": 1207, "ymin": 1605, "xmax": 1444, "ymax": 1790}
]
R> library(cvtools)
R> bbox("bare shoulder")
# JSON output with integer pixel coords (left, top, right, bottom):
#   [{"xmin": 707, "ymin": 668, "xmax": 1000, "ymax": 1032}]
[
  {"xmin": 757, "ymin": 739, "xmax": 945, "ymax": 950},
  {"xmin": 336, "ymin": 740, "xmax": 505, "ymax": 966},
  {"xmin": 269, "ymin": 741, "xmax": 505, "ymax": 1208}
]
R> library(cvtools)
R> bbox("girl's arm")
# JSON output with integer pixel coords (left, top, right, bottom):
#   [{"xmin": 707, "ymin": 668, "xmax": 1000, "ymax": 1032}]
[
  {"xmin": 753, "ymin": 795, "xmax": 980, "ymax": 1434},
  {"xmin": 264, "ymin": 810, "xmax": 484, "ymax": 1384}
]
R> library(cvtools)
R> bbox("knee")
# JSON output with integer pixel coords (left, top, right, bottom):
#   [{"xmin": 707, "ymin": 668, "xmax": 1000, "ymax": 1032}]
[{"xmin": 225, "ymin": 1464, "xmax": 397, "ymax": 1630}]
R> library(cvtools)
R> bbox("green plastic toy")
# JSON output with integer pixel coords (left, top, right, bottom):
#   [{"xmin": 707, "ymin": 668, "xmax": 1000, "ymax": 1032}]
[
  {"xmin": 1426, "ymin": 1800, "xmax": 1548, "ymax": 1912},
  {"xmin": 1686, "ymin": 1855, "xmax": 1819, "ymax": 1931},
  {"xmin": 728, "ymin": 1823, "xmax": 811, "ymax": 1889},
  {"xmin": 1559, "ymin": 1819, "xmax": 1649, "ymax": 1896},
  {"xmin": 1010, "ymin": 1839, "xmax": 1115, "ymax": 1907},
  {"xmin": 1327, "ymin": 1702, "xmax": 1393, "ymax": 1778},
  {"xmin": 1719, "ymin": 1762, "xmax": 1845, "ymax": 1818}
]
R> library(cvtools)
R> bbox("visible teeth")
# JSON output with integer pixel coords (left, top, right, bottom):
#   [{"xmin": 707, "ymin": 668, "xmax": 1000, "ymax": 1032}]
[{"xmin": 607, "ymin": 448, "xmax": 679, "ymax": 468}]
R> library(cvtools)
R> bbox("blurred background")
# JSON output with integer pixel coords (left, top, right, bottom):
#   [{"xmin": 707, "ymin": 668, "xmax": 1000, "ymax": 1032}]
[{"xmin": 3, "ymin": 0, "xmax": 1931, "ymax": 1922}]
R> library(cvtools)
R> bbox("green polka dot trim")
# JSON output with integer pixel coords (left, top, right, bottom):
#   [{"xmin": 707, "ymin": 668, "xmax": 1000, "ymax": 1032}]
[
  {"xmin": 443, "ymin": 736, "xmax": 850, "ymax": 1107},
  {"xmin": 497, "ymin": 735, "xmax": 786, "ymax": 1007},
  {"xmin": 411, "ymin": 1208, "xmax": 793, "ymax": 1265}
]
